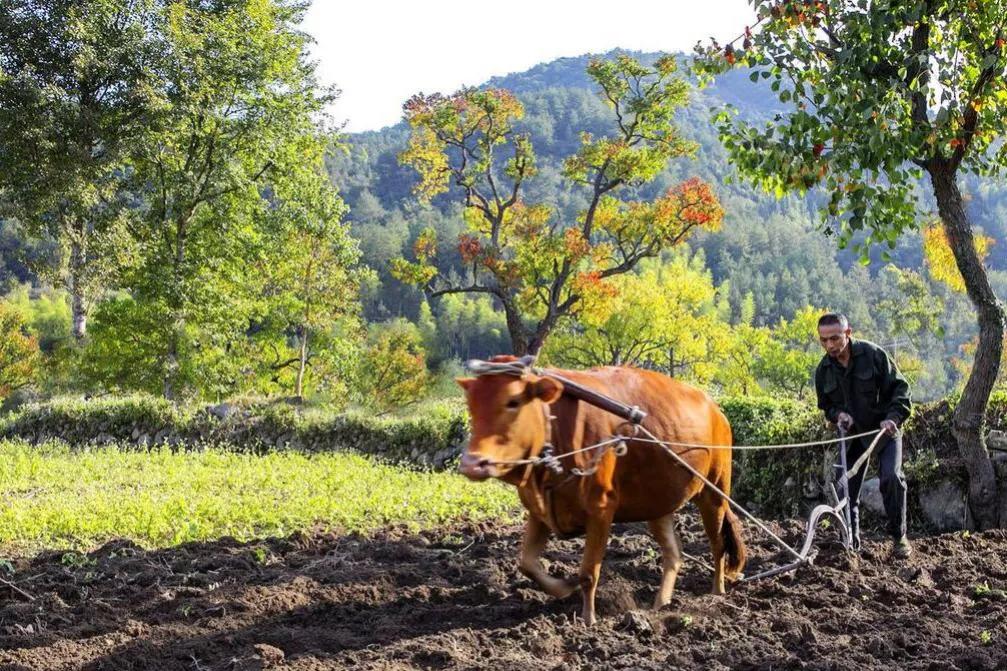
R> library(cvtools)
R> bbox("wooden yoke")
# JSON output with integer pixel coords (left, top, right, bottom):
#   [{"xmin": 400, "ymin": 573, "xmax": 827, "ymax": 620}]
[{"xmin": 515, "ymin": 355, "xmax": 649, "ymax": 426}]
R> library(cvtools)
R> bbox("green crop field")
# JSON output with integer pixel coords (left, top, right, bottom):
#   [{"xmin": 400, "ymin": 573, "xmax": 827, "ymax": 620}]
[{"xmin": 0, "ymin": 439, "xmax": 520, "ymax": 554}]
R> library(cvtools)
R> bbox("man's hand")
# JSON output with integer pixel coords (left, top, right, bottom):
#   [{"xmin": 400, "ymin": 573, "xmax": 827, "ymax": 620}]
[
  {"xmin": 837, "ymin": 412, "xmax": 854, "ymax": 432},
  {"xmin": 881, "ymin": 419, "xmax": 899, "ymax": 436}
]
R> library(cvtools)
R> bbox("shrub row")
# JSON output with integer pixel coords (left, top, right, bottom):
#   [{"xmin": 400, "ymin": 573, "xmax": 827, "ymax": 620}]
[
  {"xmin": 0, "ymin": 395, "xmax": 469, "ymax": 469},
  {"xmin": 719, "ymin": 396, "xmax": 832, "ymax": 517},
  {"xmin": 3, "ymin": 392, "xmax": 1004, "ymax": 520}
]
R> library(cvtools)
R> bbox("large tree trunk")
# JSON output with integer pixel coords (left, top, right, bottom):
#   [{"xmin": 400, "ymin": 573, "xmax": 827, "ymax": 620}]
[
  {"xmin": 502, "ymin": 297, "xmax": 531, "ymax": 356},
  {"xmin": 526, "ymin": 324, "xmax": 553, "ymax": 357},
  {"xmin": 164, "ymin": 217, "xmax": 189, "ymax": 400},
  {"xmin": 527, "ymin": 307, "xmax": 566, "ymax": 357},
  {"xmin": 929, "ymin": 163, "xmax": 1007, "ymax": 529},
  {"xmin": 67, "ymin": 231, "xmax": 88, "ymax": 342},
  {"xmin": 295, "ymin": 328, "xmax": 308, "ymax": 399}
]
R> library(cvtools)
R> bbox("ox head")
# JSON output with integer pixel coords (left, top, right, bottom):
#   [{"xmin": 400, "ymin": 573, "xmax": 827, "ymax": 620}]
[{"xmin": 457, "ymin": 355, "xmax": 564, "ymax": 481}]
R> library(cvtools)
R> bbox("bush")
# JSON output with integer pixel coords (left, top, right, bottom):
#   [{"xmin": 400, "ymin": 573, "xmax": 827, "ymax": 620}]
[
  {"xmin": 719, "ymin": 396, "xmax": 831, "ymax": 517},
  {"xmin": 721, "ymin": 392, "xmax": 1007, "ymax": 520},
  {"xmin": 0, "ymin": 394, "xmax": 187, "ymax": 442},
  {"xmin": 0, "ymin": 302, "xmax": 41, "ymax": 401},
  {"xmin": 2, "ymin": 284, "xmax": 72, "ymax": 354},
  {"xmin": 356, "ymin": 319, "xmax": 431, "ymax": 413},
  {"xmin": 900, "ymin": 390, "xmax": 1007, "ymax": 488},
  {"xmin": 76, "ymin": 296, "xmax": 172, "ymax": 396},
  {"xmin": 0, "ymin": 393, "xmax": 468, "ymax": 469}
]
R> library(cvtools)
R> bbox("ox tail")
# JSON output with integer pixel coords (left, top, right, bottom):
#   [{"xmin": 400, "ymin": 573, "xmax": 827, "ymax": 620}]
[{"xmin": 721, "ymin": 508, "xmax": 747, "ymax": 580}]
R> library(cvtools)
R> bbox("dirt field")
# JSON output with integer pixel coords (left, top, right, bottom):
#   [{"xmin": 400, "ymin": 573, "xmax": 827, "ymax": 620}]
[{"xmin": 1, "ymin": 516, "xmax": 1005, "ymax": 671}]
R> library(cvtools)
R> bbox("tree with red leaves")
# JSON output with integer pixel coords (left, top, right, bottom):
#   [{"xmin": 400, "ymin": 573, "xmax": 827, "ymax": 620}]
[{"xmin": 393, "ymin": 55, "xmax": 723, "ymax": 355}]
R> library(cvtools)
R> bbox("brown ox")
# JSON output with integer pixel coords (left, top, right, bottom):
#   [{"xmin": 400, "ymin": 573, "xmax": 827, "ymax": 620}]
[{"xmin": 458, "ymin": 356, "xmax": 746, "ymax": 625}]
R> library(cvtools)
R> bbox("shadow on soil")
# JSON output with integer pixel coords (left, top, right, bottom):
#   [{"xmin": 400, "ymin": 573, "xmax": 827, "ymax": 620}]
[{"xmin": 1, "ymin": 516, "xmax": 1006, "ymax": 670}]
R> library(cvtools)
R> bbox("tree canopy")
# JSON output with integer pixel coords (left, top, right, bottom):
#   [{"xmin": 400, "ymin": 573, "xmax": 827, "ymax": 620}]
[{"xmin": 392, "ymin": 55, "xmax": 724, "ymax": 355}]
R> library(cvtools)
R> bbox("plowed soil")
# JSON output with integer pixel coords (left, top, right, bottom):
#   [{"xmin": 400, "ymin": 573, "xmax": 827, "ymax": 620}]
[{"xmin": 1, "ymin": 516, "xmax": 1006, "ymax": 671}]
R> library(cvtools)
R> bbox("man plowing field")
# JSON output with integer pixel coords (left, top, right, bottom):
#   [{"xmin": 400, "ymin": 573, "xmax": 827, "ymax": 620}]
[{"xmin": 815, "ymin": 312, "xmax": 913, "ymax": 558}]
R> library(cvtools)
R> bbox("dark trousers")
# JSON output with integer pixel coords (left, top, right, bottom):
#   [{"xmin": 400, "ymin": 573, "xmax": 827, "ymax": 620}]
[{"xmin": 839, "ymin": 434, "xmax": 907, "ymax": 540}]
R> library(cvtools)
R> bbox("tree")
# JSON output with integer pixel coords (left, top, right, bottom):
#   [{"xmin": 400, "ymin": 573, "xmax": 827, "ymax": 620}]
[
  {"xmin": 699, "ymin": 0, "xmax": 1007, "ymax": 527},
  {"xmin": 419, "ymin": 293, "xmax": 510, "ymax": 364},
  {"xmin": 923, "ymin": 221, "xmax": 1004, "ymax": 392},
  {"xmin": 75, "ymin": 294, "xmax": 169, "ymax": 395},
  {"xmin": 256, "ymin": 168, "xmax": 366, "ymax": 400},
  {"xmin": 877, "ymin": 265, "xmax": 945, "ymax": 346},
  {"xmin": 2, "ymin": 284, "xmax": 77, "ymax": 393},
  {"xmin": 923, "ymin": 223, "xmax": 995, "ymax": 294},
  {"xmin": 356, "ymin": 319, "xmax": 430, "ymax": 413},
  {"xmin": 0, "ymin": 0, "xmax": 160, "ymax": 340},
  {"xmin": 543, "ymin": 252, "xmax": 734, "ymax": 383},
  {"xmin": 0, "ymin": 218, "xmax": 57, "ymax": 293},
  {"xmin": 953, "ymin": 335, "xmax": 1007, "ymax": 393},
  {"xmin": 753, "ymin": 306, "xmax": 823, "ymax": 400},
  {"xmin": 0, "ymin": 302, "xmax": 40, "ymax": 400},
  {"xmin": 723, "ymin": 322, "xmax": 771, "ymax": 395},
  {"xmin": 123, "ymin": 0, "xmax": 335, "ymax": 399},
  {"xmin": 393, "ymin": 55, "xmax": 724, "ymax": 355},
  {"xmin": 2, "ymin": 284, "xmax": 72, "ymax": 355}
]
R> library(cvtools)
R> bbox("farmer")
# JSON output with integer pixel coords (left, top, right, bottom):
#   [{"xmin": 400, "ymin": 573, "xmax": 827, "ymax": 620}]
[{"xmin": 814, "ymin": 312, "xmax": 913, "ymax": 558}]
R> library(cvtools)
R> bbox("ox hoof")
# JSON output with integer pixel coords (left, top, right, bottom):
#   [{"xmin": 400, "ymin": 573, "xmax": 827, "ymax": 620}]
[
  {"xmin": 521, "ymin": 568, "xmax": 578, "ymax": 599},
  {"xmin": 546, "ymin": 577, "xmax": 579, "ymax": 599},
  {"xmin": 652, "ymin": 594, "xmax": 673, "ymax": 611}
]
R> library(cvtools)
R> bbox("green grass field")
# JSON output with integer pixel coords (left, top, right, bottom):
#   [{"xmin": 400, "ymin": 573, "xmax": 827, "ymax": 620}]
[{"xmin": 0, "ymin": 439, "xmax": 521, "ymax": 554}]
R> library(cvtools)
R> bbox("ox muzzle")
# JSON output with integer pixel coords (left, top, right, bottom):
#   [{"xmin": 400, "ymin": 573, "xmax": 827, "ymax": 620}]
[{"xmin": 459, "ymin": 451, "xmax": 496, "ymax": 480}]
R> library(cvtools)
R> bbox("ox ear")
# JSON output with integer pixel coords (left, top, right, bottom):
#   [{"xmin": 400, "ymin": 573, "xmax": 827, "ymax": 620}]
[
  {"xmin": 456, "ymin": 377, "xmax": 475, "ymax": 391},
  {"xmin": 531, "ymin": 376, "xmax": 563, "ymax": 404}
]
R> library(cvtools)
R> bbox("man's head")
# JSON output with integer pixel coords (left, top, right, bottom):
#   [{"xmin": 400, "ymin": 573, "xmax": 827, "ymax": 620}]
[{"xmin": 817, "ymin": 312, "xmax": 852, "ymax": 359}]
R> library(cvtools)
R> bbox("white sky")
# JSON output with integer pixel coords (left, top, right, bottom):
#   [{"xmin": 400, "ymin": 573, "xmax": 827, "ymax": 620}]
[{"xmin": 301, "ymin": 0, "xmax": 754, "ymax": 133}]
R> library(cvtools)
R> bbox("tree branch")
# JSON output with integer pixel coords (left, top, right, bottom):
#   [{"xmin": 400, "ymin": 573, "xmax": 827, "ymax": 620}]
[
  {"xmin": 950, "ymin": 37, "xmax": 1003, "ymax": 169},
  {"xmin": 427, "ymin": 284, "xmax": 498, "ymax": 299}
]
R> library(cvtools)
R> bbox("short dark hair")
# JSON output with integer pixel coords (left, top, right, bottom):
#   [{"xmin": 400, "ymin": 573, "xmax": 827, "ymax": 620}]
[{"xmin": 818, "ymin": 312, "xmax": 849, "ymax": 329}]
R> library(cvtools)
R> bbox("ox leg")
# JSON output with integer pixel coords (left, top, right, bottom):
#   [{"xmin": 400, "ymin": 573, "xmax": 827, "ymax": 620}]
[
  {"xmin": 579, "ymin": 513, "xmax": 613, "ymax": 627},
  {"xmin": 698, "ymin": 494, "xmax": 727, "ymax": 595},
  {"xmin": 648, "ymin": 513, "xmax": 683, "ymax": 610},
  {"xmin": 518, "ymin": 516, "xmax": 577, "ymax": 599}
]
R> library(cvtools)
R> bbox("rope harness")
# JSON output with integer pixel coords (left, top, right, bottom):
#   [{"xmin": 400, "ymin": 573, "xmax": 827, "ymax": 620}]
[{"xmin": 463, "ymin": 355, "xmax": 891, "ymax": 582}]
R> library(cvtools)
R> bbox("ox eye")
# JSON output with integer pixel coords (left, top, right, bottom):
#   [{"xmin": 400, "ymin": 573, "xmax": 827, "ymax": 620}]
[{"xmin": 505, "ymin": 398, "xmax": 522, "ymax": 411}]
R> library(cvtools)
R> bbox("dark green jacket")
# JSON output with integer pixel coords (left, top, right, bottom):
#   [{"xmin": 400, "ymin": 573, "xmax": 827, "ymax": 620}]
[{"xmin": 814, "ymin": 339, "xmax": 912, "ymax": 431}]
